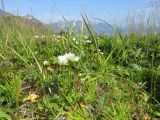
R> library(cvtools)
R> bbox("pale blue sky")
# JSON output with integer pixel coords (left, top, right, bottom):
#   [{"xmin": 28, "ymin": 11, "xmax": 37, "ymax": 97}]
[{"xmin": 2, "ymin": 0, "xmax": 155, "ymax": 23}]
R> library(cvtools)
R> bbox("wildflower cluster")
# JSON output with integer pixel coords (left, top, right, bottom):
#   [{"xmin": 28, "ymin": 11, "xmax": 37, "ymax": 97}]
[
  {"xmin": 34, "ymin": 35, "xmax": 46, "ymax": 39},
  {"xmin": 58, "ymin": 52, "xmax": 80, "ymax": 65}
]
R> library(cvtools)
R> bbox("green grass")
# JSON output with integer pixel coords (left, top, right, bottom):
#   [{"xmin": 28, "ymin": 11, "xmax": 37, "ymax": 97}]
[{"xmin": 0, "ymin": 16, "xmax": 160, "ymax": 120}]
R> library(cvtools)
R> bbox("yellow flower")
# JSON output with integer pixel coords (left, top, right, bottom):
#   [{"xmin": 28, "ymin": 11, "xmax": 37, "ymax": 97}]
[
  {"xmin": 34, "ymin": 35, "xmax": 39, "ymax": 39},
  {"xmin": 47, "ymin": 67, "xmax": 54, "ymax": 72},
  {"xmin": 23, "ymin": 93, "xmax": 39, "ymax": 103}
]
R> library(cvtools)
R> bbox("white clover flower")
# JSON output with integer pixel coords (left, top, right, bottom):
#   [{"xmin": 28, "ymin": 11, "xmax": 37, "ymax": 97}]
[
  {"xmin": 43, "ymin": 60, "xmax": 49, "ymax": 66},
  {"xmin": 58, "ymin": 55, "xmax": 68, "ymax": 65},
  {"xmin": 64, "ymin": 52, "xmax": 74, "ymax": 59},
  {"xmin": 58, "ymin": 52, "xmax": 80, "ymax": 65},
  {"xmin": 64, "ymin": 52, "xmax": 79, "ymax": 62}
]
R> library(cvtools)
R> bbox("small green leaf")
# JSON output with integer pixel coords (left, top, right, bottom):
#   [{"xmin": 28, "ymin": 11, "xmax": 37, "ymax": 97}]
[
  {"xmin": 130, "ymin": 63, "xmax": 142, "ymax": 71},
  {"xmin": 38, "ymin": 103, "xmax": 44, "ymax": 110},
  {"xmin": 0, "ymin": 111, "xmax": 11, "ymax": 120},
  {"xmin": 155, "ymin": 112, "xmax": 160, "ymax": 117}
]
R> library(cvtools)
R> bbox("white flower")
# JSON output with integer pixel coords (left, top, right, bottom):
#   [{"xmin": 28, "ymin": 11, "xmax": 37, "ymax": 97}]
[
  {"xmin": 100, "ymin": 52, "xmax": 104, "ymax": 55},
  {"xmin": 64, "ymin": 52, "xmax": 80, "ymax": 62},
  {"xmin": 58, "ymin": 52, "xmax": 80, "ymax": 65},
  {"xmin": 84, "ymin": 40, "xmax": 92, "ymax": 44},
  {"xmin": 98, "ymin": 49, "xmax": 104, "ymax": 55},
  {"xmin": 64, "ymin": 52, "xmax": 74, "ymax": 59},
  {"xmin": 43, "ymin": 60, "xmax": 49, "ymax": 66},
  {"xmin": 58, "ymin": 55, "xmax": 68, "ymax": 65}
]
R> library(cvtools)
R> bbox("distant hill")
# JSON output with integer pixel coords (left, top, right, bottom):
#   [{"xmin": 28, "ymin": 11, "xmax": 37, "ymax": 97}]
[
  {"xmin": 0, "ymin": 9, "xmax": 13, "ymax": 16},
  {"xmin": 0, "ymin": 10, "xmax": 127, "ymax": 35},
  {"xmin": 0, "ymin": 9, "xmax": 48, "ymax": 33},
  {"xmin": 50, "ymin": 20, "xmax": 114, "ymax": 35},
  {"xmin": 0, "ymin": 16, "xmax": 48, "ymax": 34},
  {"xmin": 49, "ymin": 21, "xmax": 66, "ymax": 33},
  {"xmin": 0, "ymin": 9, "xmax": 119, "ymax": 35},
  {"xmin": 23, "ymin": 15, "xmax": 42, "ymax": 24},
  {"xmin": 0, "ymin": 9, "xmax": 42, "ymax": 24}
]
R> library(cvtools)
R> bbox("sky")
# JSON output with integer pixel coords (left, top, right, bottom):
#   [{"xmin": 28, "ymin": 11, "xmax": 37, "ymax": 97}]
[{"xmin": 1, "ymin": 0, "xmax": 156, "ymax": 23}]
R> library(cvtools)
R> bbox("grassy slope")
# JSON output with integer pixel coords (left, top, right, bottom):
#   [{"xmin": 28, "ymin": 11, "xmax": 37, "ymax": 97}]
[{"xmin": 0, "ymin": 16, "xmax": 160, "ymax": 120}]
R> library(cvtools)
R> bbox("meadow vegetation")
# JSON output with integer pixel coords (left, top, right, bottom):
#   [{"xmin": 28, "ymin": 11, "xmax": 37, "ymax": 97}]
[{"xmin": 0, "ymin": 11, "xmax": 160, "ymax": 120}]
